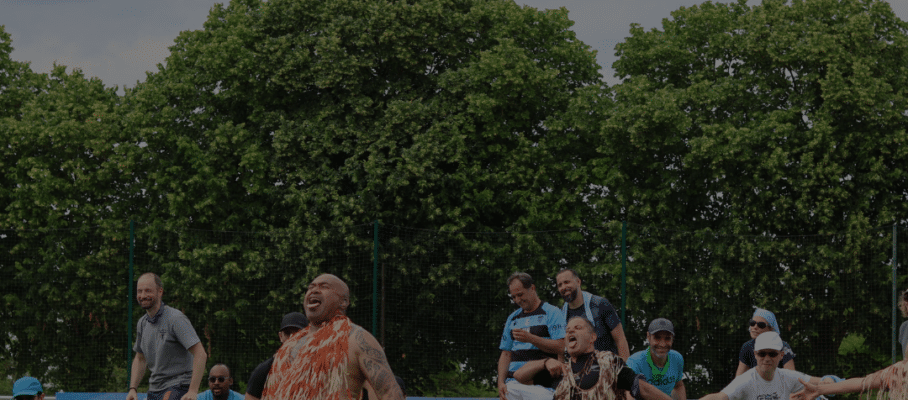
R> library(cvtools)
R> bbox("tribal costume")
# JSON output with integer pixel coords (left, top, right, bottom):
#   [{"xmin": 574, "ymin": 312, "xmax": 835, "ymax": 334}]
[
  {"xmin": 261, "ymin": 312, "xmax": 356, "ymax": 400},
  {"xmin": 555, "ymin": 351, "xmax": 642, "ymax": 400}
]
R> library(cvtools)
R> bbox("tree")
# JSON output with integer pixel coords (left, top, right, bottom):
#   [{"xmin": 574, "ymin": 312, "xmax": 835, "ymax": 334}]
[
  {"xmin": 117, "ymin": 0, "xmax": 603, "ymax": 392},
  {"xmin": 0, "ymin": 60, "xmax": 130, "ymax": 391},
  {"xmin": 579, "ymin": 0, "xmax": 908, "ymax": 392}
]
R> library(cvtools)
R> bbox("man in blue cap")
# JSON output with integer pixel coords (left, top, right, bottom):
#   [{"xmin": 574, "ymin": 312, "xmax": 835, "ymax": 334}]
[
  {"xmin": 627, "ymin": 318, "xmax": 686, "ymax": 400},
  {"xmin": 12, "ymin": 376, "xmax": 44, "ymax": 400}
]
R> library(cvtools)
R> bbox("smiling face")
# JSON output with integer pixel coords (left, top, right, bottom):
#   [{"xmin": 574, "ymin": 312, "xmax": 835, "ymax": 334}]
[
  {"xmin": 754, "ymin": 348, "xmax": 782, "ymax": 376},
  {"xmin": 565, "ymin": 317, "xmax": 597, "ymax": 358},
  {"xmin": 556, "ymin": 271, "xmax": 582, "ymax": 304},
  {"xmin": 647, "ymin": 331, "xmax": 674, "ymax": 359},
  {"xmin": 749, "ymin": 316, "xmax": 773, "ymax": 339},
  {"xmin": 136, "ymin": 275, "xmax": 162, "ymax": 312},
  {"xmin": 508, "ymin": 280, "xmax": 539, "ymax": 313},
  {"xmin": 304, "ymin": 274, "xmax": 349, "ymax": 325},
  {"xmin": 207, "ymin": 364, "xmax": 232, "ymax": 400}
]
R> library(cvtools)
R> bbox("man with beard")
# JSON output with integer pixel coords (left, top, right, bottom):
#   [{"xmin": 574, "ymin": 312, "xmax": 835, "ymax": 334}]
[
  {"xmin": 498, "ymin": 272, "xmax": 566, "ymax": 400},
  {"xmin": 260, "ymin": 274, "xmax": 403, "ymax": 400},
  {"xmin": 199, "ymin": 364, "xmax": 243, "ymax": 400},
  {"xmin": 514, "ymin": 317, "xmax": 671, "ymax": 400},
  {"xmin": 128, "ymin": 273, "xmax": 208, "ymax": 400},
  {"xmin": 244, "ymin": 312, "xmax": 308, "ymax": 400},
  {"xmin": 627, "ymin": 319, "xmax": 686, "ymax": 400},
  {"xmin": 556, "ymin": 269, "xmax": 629, "ymax": 360},
  {"xmin": 700, "ymin": 332, "xmax": 833, "ymax": 400}
]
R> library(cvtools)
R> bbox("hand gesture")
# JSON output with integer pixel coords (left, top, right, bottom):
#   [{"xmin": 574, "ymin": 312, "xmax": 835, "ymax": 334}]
[{"xmin": 791, "ymin": 378, "xmax": 820, "ymax": 400}]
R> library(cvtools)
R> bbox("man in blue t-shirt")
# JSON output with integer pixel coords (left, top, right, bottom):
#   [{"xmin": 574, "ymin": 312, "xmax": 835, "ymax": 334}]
[
  {"xmin": 627, "ymin": 318, "xmax": 686, "ymax": 400},
  {"xmin": 556, "ymin": 268, "xmax": 629, "ymax": 359},
  {"xmin": 498, "ymin": 272, "xmax": 566, "ymax": 400},
  {"xmin": 198, "ymin": 364, "xmax": 243, "ymax": 400}
]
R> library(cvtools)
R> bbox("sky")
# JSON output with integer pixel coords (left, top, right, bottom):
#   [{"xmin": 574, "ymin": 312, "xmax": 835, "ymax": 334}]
[{"xmin": 2, "ymin": 0, "xmax": 908, "ymax": 94}]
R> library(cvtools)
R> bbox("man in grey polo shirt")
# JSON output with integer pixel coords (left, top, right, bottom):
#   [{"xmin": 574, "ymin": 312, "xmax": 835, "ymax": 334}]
[{"xmin": 128, "ymin": 272, "xmax": 208, "ymax": 400}]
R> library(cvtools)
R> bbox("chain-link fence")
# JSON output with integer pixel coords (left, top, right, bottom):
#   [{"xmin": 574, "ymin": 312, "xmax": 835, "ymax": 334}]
[{"xmin": 2, "ymin": 222, "xmax": 906, "ymax": 398}]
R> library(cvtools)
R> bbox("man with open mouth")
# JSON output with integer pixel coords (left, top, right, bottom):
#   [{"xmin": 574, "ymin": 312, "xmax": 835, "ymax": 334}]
[
  {"xmin": 514, "ymin": 316, "xmax": 671, "ymax": 400},
  {"xmin": 261, "ymin": 274, "xmax": 403, "ymax": 400}
]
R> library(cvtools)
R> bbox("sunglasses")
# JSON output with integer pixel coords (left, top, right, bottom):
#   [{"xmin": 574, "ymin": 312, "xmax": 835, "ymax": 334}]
[
  {"xmin": 756, "ymin": 350, "xmax": 780, "ymax": 358},
  {"xmin": 749, "ymin": 320, "xmax": 769, "ymax": 329},
  {"xmin": 208, "ymin": 377, "xmax": 229, "ymax": 383}
]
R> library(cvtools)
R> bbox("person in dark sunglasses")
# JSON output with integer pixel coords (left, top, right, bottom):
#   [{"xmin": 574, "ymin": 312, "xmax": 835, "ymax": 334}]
[
  {"xmin": 735, "ymin": 309, "xmax": 795, "ymax": 377},
  {"xmin": 198, "ymin": 364, "xmax": 242, "ymax": 400},
  {"xmin": 701, "ymin": 332, "xmax": 836, "ymax": 400}
]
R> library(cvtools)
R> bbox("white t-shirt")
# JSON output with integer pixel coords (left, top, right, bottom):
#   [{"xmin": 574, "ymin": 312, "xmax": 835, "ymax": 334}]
[{"xmin": 721, "ymin": 368, "xmax": 811, "ymax": 400}]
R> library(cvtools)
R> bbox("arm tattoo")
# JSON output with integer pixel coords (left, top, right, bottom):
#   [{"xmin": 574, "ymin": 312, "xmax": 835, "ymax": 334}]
[{"xmin": 356, "ymin": 327, "xmax": 403, "ymax": 399}]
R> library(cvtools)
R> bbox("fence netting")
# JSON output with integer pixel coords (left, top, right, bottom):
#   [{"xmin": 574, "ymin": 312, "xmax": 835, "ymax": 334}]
[{"xmin": 1, "ymin": 222, "xmax": 905, "ymax": 398}]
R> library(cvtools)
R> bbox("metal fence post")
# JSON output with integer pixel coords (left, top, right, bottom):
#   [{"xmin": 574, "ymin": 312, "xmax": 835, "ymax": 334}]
[
  {"xmin": 894, "ymin": 224, "xmax": 899, "ymax": 364},
  {"xmin": 127, "ymin": 220, "xmax": 135, "ymax": 387},
  {"xmin": 621, "ymin": 220, "xmax": 627, "ymax": 326},
  {"xmin": 373, "ymin": 220, "xmax": 379, "ymax": 337}
]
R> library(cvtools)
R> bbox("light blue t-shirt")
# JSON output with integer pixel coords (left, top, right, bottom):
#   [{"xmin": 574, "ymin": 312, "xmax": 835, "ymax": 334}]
[
  {"xmin": 627, "ymin": 348, "xmax": 684, "ymax": 396},
  {"xmin": 197, "ymin": 389, "xmax": 243, "ymax": 400},
  {"xmin": 499, "ymin": 302, "xmax": 566, "ymax": 383}
]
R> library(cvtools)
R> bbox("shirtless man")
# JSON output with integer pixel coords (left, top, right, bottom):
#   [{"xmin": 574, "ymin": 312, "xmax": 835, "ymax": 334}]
[{"xmin": 260, "ymin": 274, "xmax": 404, "ymax": 400}]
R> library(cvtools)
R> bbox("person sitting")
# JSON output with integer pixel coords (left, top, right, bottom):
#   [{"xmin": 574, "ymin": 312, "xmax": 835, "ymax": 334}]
[
  {"xmin": 627, "ymin": 318, "xmax": 685, "ymax": 400},
  {"xmin": 702, "ymin": 332, "xmax": 835, "ymax": 400},
  {"xmin": 514, "ymin": 316, "xmax": 671, "ymax": 400},
  {"xmin": 199, "ymin": 364, "xmax": 243, "ymax": 400},
  {"xmin": 735, "ymin": 309, "xmax": 795, "ymax": 376}
]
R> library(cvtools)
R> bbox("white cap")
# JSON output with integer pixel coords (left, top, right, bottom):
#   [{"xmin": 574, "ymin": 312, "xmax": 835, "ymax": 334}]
[{"xmin": 755, "ymin": 331, "xmax": 783, "ymax": 351}]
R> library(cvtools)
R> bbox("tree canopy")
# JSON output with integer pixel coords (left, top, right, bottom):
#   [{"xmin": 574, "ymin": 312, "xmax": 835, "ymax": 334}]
[{"xmin": 2, "ymin": 0, "xmax": 908, "ymax": 395}]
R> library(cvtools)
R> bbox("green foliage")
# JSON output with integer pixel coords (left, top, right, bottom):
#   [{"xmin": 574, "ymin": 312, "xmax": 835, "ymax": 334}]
[
  {"xmin": 418, "ymin": 361, "xmax": 497, "ymax": 397},
  {"xmin": 572, "ymin": 0, "xmax": 908, "ymax": 393}
]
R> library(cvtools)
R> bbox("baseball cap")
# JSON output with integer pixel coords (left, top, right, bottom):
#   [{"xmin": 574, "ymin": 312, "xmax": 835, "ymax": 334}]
[
  {"xmin": 648, "ymin": 318, "xmax": 675, "ymax": 335},
  {"xmin": 755, "ymin": 331, "xmax": 783, "ymax": 351},
  {"xmin": 13, "ymin": 377, "xmax": 43, "ymax": 398},
  {"xmin": 280, "ymin": 312, "xmax": 308, "ymax": 330}
]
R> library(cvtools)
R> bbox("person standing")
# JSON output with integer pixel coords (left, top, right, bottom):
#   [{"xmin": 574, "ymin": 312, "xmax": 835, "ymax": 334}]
[
  {"xmin": 261, "ymin": 274, "xmax": 403, "ymax": 400},
  {"xmin": 199, "ymin": 364, "xmax": 243, "ymax": 400},
  {"xmin": 627, "ymin": 318, "xmax": 686, "ymax": 400},
  {"xmin": 555, "ymin": 269, "xmax": 629, "ymax": 360},
  {"xmin": 498, "ymin": 272, "xmax": 566, "ymax": 400},
  {"xmin": 128, "ymin": 272, "xmax": 208, "ymax": 400},
  {"xmin": 244, "ymin": 312, "xmax": 309, "ymax": 400}
]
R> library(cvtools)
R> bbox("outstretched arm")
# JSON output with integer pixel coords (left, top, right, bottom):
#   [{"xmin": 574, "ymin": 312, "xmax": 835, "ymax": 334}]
[
  {"xmin": 701, "ymin": 392, "xmax": 730, "ymax": 400},
  {"xmin": 792, "ymin": 374, "xmax": 888, "ymax": 400},
  {"xmin": 355, "ymin": 328, "xmax": 404, "ymax": 400}
]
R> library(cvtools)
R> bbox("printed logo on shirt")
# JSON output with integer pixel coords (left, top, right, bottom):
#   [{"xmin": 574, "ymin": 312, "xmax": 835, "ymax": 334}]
[{"xmin": 757, "ymin": 392, "xmax": 781, "ymax": 400}]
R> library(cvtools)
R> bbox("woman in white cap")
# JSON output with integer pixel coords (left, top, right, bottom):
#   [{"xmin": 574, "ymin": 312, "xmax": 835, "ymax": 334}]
[{"xmin": 735, "ymin": 309, "xmax": 796, "ymax": 376}]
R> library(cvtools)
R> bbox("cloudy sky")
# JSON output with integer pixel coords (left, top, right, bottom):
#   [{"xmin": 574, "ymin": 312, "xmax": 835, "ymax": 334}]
[{"xmin": 2, "ymin": 0, "xmax": 907, "ymax": 94}]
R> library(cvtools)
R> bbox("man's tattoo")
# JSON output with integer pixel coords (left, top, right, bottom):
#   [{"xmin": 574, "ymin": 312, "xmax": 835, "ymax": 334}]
[{"xmin": 356, "ymin": 327, "xmax": 403, "ymax": 399}]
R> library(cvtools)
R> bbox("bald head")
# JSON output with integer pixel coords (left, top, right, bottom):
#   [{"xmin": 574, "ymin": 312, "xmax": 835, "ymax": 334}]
[{"xmin": 304, "ymin": 274, "xmax": 351, "ymax": 324}]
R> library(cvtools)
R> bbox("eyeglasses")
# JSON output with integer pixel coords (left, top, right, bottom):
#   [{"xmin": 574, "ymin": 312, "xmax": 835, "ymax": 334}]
[
  {"xmin": 749, "ymin": 320, "xmax": 769, "ymax": 329},
  {"xmin": 208, "ymin": 376, "xmax": 229, "ymax": 383},
  {"xmin": 756, "ymin": 350, "xmax": 780, "ymax": 358}
]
